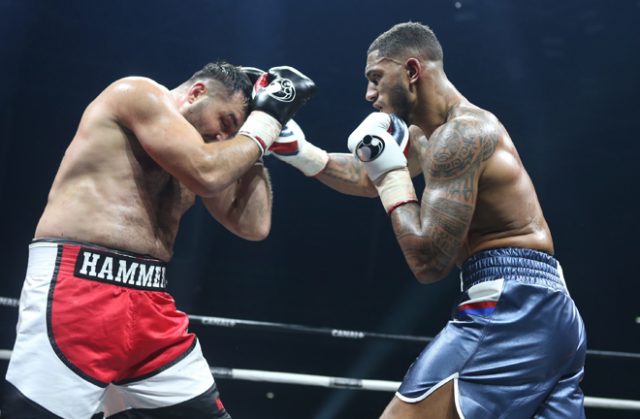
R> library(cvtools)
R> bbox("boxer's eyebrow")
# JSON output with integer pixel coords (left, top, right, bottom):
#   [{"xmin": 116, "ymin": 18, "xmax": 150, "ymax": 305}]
[
  {"xmin": 222, "ymin": 114, "xmax": 240, "ymax": 137},
  {"xmin": 228, "ymin": 113, "xmax": 239, "ymax": 131}
]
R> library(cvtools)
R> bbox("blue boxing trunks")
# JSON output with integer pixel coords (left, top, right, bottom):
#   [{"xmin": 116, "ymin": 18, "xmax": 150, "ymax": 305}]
[
  {"xmin": 3, "ymin": 239, "xmax": 229, "ymax": 418},
  {"xmin": 397, "ymin": 248, "xmax": 587, "ymax": 418}
]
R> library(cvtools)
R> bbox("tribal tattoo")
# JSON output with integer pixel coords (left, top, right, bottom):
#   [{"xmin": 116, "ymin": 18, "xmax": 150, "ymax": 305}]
[
  {"xmin": 319, "ymin": 153, "xmax": 377, "ymax": 196},
  {"xmin": 323, "ymin": 154, "xmax": 365, "ymax": 184},
  {"xmin": 391, "ymin": 117, "xmax": 498, "ymax": 279}
]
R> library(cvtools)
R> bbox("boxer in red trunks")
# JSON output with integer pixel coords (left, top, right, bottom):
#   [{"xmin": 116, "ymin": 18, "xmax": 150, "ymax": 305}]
[{"xmin": 1, "ymin": 62, "xmax": 315, "ymax": 418}]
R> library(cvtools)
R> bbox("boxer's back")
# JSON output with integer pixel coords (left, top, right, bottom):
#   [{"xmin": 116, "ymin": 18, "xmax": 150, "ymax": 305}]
[
  {"xmin": 448, "ymin": 104, "xmax": 554, "ymax": 263},
  {"xmin": 35, "ymin": 78, "xmax": 195, "ymax": 261}
]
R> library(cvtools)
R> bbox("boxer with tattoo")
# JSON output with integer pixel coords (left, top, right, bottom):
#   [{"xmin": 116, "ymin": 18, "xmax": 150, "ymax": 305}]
[{"xmin": 270, "ymin": 22, "xmax": 586, "ymax": 419}]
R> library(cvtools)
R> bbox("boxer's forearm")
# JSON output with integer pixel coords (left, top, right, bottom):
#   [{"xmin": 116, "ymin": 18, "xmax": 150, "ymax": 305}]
[
  {"xmin": 388, "ymin": 193, "xmax": 469, "ymax": 285},
  {"xmin": 228, "ymin": 163, "xmax": 273, "ymax": 240},
  {"xmin": 314, "ymin": 153, "xmax": 378, "ymax": 197},
  {"xmin": 201, "ymin": 163, "xmax": 272, "ymax": 241}
]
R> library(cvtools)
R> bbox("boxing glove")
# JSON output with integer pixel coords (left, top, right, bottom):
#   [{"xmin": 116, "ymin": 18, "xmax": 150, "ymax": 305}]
[
  {"xmin": 240, "ymin": 66, "xmax": 265, "ymax": 86},
  {"xmin": 252, "ymin": 66, "xmax": 316, "ymax": 125},
  {"xmin": 347, "ymin": 112, "xmax": 410, "ymax": 181},
  {"xmin": 240, "ymin": 66, "xmax": 266, "ymax": 98},
  {"xmin": 267, "ymin": 119, "xmax": 329, "ymax": 176},
  {"xmin": 240, "ymin": 66, "xmax": 316, "ymax": 155},
  {"xmin": 347, "ymin": 112, "xmax": 417, "ymax": 214}
]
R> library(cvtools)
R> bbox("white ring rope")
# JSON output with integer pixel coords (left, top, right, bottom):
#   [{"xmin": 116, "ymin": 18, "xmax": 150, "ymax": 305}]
[
  {"xmin": 211, "ymin": 367, "xmax": 640, "ymax": 411},
  {"xmin": 0, "ymin": 350, "xmax": 637, "ymax": 410}
]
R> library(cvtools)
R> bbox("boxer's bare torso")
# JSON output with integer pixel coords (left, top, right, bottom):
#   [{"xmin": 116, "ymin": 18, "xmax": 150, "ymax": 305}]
[
  {"xmin": 408, "ymin": 102, "xmax": 554, "ymax": 266},
  {"xmin": 35, "ymin": 76, "xmax": 252, "ymax": 261},
  {"xmin": 316, "ymin": 50, "xmax": 553, "ymax": 281}
]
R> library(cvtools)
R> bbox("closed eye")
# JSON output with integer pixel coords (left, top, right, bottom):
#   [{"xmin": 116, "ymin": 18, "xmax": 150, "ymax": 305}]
[{"xmin": 221, "ymin": 114, "xmax": 239, "ymax": 135}]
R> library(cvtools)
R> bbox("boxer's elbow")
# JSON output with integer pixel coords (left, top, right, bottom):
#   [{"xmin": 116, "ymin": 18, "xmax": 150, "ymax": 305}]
[
  {"xmin": 362, "ymin": 187, "xmax": 379, "ymax": 198},
  {"xmin": 411, "ymin": 266, "xmax": 448, "ymax": 284},
  {"xmin": 235, "ymin": 220, "xmax": 271, "ymax": 242},
  {"xmin": 192, "ymin": 186, "xmax": 222, "ymax": 198},
  {"xmin": 248, "ymin": 220, "xmax": 271, "ymax": 241},
  {"xmin": 193, "ymin": 170, "xmax": 233, "ymax": 197},
  {"xmin": 402, "ymin": 242, "xmax": 453, "ymax": 284}
]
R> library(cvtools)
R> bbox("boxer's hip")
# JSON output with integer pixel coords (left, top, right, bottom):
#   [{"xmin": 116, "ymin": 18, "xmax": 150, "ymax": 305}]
[
  {"xmin": 398, "ymin": 247, "xmax": 586, "ymax": 417},
  {"xmin": 16, "ymin": 239, "xmax": 195, "ymax": 386},
  {"xmin": 459, "ymin": 247, "xmax": 568, "ymax": 293}
]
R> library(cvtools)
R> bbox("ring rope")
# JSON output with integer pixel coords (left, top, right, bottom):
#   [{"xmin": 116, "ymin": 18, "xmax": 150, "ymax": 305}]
[
  {"xmin": 1, "ymin": 295, "xmax": 639, "ymax": 360},
  {"xmin": 0, "ymin": 350, "xmax": 637, "ymax": 411},
  {"xmin": 210, "ymin": 366, "xmax": 640, "ymax": 411},
  {"xmin": 189, "ymin": 314, "xmax": 430, "ymax": 343}
]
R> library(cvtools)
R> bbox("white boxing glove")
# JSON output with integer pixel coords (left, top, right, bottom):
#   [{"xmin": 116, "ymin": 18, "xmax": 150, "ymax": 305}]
[
  {"xmin": 347, "ymin": 112, "xmax": 417, "ymax": 214},
  {"xmin": 266, "ymin": 119, "xmax": 329, "ymax": 177},
  {"xmin": 347, "ymin": 112, "xmax": 410, "ymax": 182}
]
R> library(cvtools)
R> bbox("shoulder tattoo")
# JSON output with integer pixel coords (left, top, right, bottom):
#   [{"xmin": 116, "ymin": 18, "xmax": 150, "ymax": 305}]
[
  {"xmin": 429, "ymin": 120, "xmax": 498, "ymax": 178},
  {"xmin": 481, "ymin": 133, "xmax": 498, "ymax": 161}
]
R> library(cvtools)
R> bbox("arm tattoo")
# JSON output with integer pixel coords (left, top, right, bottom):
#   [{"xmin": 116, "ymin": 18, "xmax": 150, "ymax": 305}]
[
  {"xmin": 430, "ymin": 134, "xmax": 478, "ymax": 178},
  {"xmin": 316, "ymin": 153, "xmax": 376, "ymax": 197},
  {"xmin": 427, "ymin": 198, "xmax": 473, "ymax": 264},
  {"xmin": 392, "ymin": 204, "xmax": 451, "ymax": 273},
  {"xmin": 429, "ymin": 121, "xmax": 496, "ymax": 203},
  {"xmin": 430, "ymin": 198, "xmax": 473, "ymax": 239},
  {"xmin": 322, "ymin": 154, "xmax": 365, "ymax": 185},
  {"xmin": 390, "ymin": 117, "xmax": 497, "ymax": 279},
  {"xmin": 481, "ymin": 134, "xmax": 497, "ymax": 161}
]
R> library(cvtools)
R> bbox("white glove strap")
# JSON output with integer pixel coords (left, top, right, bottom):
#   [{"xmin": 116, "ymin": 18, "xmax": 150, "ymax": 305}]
[
  {"xmin": 238, "ymin": 111, "xmax": 282, "ymax": 155},
  {"xmin": 375, "ymin": 168, "xmax": 418, "ymax": 214},
  {"xmin": 278, "ymin": 143, "xmax": 329, "ymax": 176}
]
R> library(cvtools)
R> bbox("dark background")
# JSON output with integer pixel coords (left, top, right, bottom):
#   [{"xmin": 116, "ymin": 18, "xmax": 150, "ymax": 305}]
[{"xmin": 1, "ymin": 0, "xmax": 639, "ymax": 418}]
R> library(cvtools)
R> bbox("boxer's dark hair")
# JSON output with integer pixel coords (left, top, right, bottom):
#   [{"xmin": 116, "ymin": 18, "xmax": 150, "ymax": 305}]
[
  {"xmin": 187, "ymin": 61, "xmax": 253, "ymax": 102},
  {"xmin": 368, "ymin": 22, "xmax": 443, "ymax": 62}
]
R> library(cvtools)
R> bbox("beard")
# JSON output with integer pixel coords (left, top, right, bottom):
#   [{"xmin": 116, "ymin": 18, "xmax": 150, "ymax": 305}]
[{"xmin": 387, "ymin": 82, "xmax": 412, "ymax": 124}]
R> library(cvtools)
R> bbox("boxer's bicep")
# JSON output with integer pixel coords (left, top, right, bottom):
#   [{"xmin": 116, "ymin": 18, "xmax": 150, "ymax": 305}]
[
  {"xmin": 389, "ymin": 121, "xmax": 487, "ymax": 282},
  {"xmin": 112, "ymin": 79, "xmax": 214, "ymax": 195}
]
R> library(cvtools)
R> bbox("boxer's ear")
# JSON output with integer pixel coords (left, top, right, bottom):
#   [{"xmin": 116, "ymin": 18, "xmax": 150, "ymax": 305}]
[
  {"xmin": 405, "ymin": 58, "xmax": 422, "ymax": 84},
  {"xmin": 187, "ymin": 82, "xmax": 207, "ymax": 103}
]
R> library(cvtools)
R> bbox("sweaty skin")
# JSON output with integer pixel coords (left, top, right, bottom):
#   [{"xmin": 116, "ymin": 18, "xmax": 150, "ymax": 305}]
[
  {"xmin": 35, "ymin": 77, "xmax": 272, "ymax": 261},
  {"xmin": 305, "ymin": 42, "xmax": 558, "ymax": 419},
  {"xmin": 397, "ymin": 103, "xmax": 552, "ymax": 274},
  {"xmin": 314, "ymin": 50, "xmax": 552, "ymax": 284}
]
